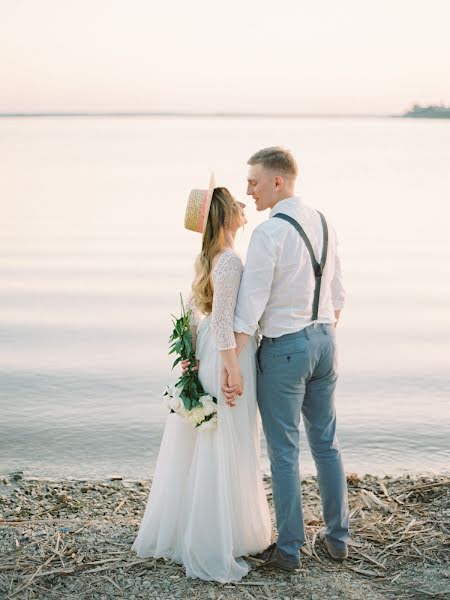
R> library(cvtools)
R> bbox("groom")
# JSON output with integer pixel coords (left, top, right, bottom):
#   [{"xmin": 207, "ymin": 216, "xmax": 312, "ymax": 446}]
[{"xmin": 225, "ymin": 146, "xmax": 350, "ymax": 571}]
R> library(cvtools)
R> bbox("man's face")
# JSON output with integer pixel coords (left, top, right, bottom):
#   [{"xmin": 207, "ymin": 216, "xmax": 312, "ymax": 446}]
[{"xmin": 246, "ymin": 163, "xmax": 277, "ymax": 212}]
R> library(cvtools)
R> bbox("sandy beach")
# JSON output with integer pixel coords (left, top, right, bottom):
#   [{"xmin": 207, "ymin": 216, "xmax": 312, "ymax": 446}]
[{"xmin": 0, "ymin": 473, "xmax": 448, "ymax": 600}]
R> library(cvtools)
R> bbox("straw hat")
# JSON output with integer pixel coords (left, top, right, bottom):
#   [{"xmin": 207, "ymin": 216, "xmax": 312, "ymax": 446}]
[{"xmin": 184, "ymin": 173, "xmax": 216, "ymax": 234}]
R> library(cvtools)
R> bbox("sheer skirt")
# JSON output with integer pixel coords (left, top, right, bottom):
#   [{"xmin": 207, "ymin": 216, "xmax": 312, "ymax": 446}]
[{"xmin": 132, "ymin": 316, "xmax": 271, "ymax": 582}]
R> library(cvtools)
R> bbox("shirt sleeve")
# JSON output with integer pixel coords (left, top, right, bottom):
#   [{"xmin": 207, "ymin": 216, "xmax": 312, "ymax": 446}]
[
  {"xmin": 233, "ymin": 226, "xmax": 277, "ymax": 335},
  {"xmin": 330, "ymin": 229, "xmax": 346, "ymax": 310},
  {"xmin": 211, "ymin": 254, "xmax": 243, "ymax": 351}
]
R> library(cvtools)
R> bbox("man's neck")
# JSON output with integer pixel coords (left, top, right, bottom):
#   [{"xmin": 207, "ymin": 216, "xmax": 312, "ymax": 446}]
[{"xmin": 268, "ymin": 192, "xmax": 296, "ymax": 210}]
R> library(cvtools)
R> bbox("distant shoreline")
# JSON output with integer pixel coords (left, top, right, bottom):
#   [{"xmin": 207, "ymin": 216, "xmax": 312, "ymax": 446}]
[
  {"xmin": 0, "ymin": 111, "xmax": 391, "ymax": 119},
  {"xmin": 1, "ymin": 111, "xmax": 448, "ymax": 120},
  {"xmin": 2, "ymin": 105, "xmax": 450, "ymax": 119},
  {"xmin": 402, "ymin": 104, "xmax": 450, "ymax": 119}
]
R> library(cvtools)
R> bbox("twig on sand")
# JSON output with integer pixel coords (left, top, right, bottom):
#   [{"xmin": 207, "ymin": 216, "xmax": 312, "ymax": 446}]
[{"xmin": 0, "ymin": 474, "xmax": 448, "ymax": 599}]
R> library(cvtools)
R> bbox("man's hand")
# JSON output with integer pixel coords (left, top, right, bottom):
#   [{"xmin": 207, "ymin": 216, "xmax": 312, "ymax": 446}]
[
  {"xmin": 334, "ymin": 309, "xmax": 342, "ymax": 328},
  {"xmin": 221, "ymin": 365, "xmax": 243, "ymax": 407},
  {"xmin": 181, "ymin": 359, "xmax": 199, "ymax": 375}
]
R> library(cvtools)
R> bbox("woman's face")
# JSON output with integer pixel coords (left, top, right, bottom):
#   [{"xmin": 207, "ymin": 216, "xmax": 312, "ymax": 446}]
[{"xmin": 233, "ymin": 201, "xmax": 247, "ymax": 230}]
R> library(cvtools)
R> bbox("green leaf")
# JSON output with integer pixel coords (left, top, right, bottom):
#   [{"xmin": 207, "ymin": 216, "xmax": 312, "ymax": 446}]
[
  {"xmin": 172, "ymin": 356, "xmax": 182, "ymax": 369},
  {"xmin": 166, "ymin": 293, "xmax": 214, "ymax": 415},
  {"xmin": 180, "ymin": 390, "xmax": 192, "ymax": 411}
]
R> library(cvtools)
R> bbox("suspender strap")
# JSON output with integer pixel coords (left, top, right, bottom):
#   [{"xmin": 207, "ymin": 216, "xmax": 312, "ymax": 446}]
[{"xmin": 273, "ymin": 212, "xmax": 329, "ymax": 321}]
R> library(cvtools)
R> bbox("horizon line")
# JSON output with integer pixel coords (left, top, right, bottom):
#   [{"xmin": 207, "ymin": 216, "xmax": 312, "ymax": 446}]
[{"xmin": 0, "ymin": 110, "xmax": 397, "ymax": 119}]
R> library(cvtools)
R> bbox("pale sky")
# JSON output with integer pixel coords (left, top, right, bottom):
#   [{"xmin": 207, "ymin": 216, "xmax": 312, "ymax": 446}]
[{"xmin": 1, "ymin": 0, "xmax": 449, "ymax": 114}]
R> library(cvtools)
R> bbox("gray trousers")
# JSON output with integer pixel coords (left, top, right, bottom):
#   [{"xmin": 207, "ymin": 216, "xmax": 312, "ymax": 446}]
[{"xmin": 256, "ymin": 323, "xmax": 350, "ymax": 562}]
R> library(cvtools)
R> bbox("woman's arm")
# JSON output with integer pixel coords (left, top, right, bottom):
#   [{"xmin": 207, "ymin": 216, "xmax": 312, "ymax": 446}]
[
  {"xmin": 211, "ymin": 253, "xmax": 244, "ymax": 405},
  {"xmin": 219, "ymin": 349, "xmax": 242, "ymax": 407}
]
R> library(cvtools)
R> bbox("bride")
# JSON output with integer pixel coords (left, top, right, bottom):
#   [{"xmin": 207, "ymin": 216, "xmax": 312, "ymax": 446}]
[{"xmin": 131, "ymin": 175, "xmax": 272, "ymax": 583}]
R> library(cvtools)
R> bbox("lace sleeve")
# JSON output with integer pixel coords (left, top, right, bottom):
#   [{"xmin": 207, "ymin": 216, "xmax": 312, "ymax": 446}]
[{"xmin": 211, "ymin": 252, "xmax": 243, "ymax": 351}]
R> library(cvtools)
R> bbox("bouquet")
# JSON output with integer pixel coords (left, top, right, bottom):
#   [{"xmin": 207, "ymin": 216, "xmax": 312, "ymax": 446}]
[{"xmin": 164, "ymin": 295, "xmax": 218, "ymax": 431}]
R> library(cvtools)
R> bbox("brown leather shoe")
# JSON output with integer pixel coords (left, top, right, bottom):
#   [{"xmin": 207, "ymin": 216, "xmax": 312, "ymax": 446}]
[
  {"xmin": 249, "ymin": 543, "xmax": 301, "ymax": 572},
  {"xmin": 318, "ymin": 529, "xmax": 348, "ymax": 561}
]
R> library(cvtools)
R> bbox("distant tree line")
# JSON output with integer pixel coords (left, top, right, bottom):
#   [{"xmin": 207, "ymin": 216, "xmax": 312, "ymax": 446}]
[{"xmin": 403, "ymin": 104, "xmax": 450, "ymax": 118}]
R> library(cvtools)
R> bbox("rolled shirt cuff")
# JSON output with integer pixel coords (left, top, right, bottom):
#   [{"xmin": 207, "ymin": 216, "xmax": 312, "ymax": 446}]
[
  {"xmin": 332, "ymin": 300, "xmax": 345, "ymax": 311},
  {"xmin": 233, "ymin": 316, "xmax": 256, "ymax": 336}
]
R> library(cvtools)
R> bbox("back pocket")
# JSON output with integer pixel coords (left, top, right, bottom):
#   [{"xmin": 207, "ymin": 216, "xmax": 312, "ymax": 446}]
[{"xmin": 273, "ymin": 341, "xmax": 306, "ymax": 357}]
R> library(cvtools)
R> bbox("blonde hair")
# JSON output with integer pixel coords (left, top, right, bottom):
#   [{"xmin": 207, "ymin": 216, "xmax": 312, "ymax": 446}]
[
  {"xmin": 247, "ymin": 146, "xmax": 298, "ymax": 177},
  {"xmin": 192, "ymin": 187, "xmax": 242, "ymax": 315}
]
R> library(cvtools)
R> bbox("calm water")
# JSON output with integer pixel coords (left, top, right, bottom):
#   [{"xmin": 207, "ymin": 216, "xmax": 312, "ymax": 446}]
[{"xmin": 1, "ymin": 116, "xmax": 449, "ymax": 479}]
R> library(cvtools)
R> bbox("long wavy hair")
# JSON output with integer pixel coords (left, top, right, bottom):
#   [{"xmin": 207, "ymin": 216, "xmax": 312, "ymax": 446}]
[{"xmin": 191, "ymin": 187, "xmax": 243, "ymax": 315}]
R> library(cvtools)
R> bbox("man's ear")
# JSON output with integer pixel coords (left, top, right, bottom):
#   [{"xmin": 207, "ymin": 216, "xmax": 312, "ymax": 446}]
[{"xmin": 274, "ymin": 175, "xmax": 284, "ymax": 189}]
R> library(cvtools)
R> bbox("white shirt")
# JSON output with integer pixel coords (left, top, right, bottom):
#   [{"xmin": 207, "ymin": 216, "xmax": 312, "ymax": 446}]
[{"xmin": 233, "ymin": 197, "xmax": 345, "ymax": 338}]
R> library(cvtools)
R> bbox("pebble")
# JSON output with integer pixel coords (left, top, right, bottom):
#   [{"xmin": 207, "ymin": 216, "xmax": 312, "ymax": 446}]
[{"xmin": 0, "ymin": 474, "xmax": 448, "ymax": 600}]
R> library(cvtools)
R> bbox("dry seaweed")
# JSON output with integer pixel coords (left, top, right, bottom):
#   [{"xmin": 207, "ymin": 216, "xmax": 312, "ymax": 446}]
[{"xmin": 0, "ymin": 473, "xmax": 448, "ymax": 599}]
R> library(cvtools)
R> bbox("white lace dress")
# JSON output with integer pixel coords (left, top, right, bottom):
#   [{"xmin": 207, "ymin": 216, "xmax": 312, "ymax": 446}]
[{"xmin": 132, "ymin": 250, "xmax": 271, "ymax": 582}]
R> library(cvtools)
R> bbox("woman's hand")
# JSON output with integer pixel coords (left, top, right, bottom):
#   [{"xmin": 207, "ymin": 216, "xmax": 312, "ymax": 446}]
[
  {"xmin": 181, "ymin": 359, "xmax": 199, "ymax": 375},
  {"xmin": 220, "ymin": 348, "xmax": 243, "ymax": 407},
  {"xmin": 221, "ymin": 364, "xmax": 243, "ymax": 407}
]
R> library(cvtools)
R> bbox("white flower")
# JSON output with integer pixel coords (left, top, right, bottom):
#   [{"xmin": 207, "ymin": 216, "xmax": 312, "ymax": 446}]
[
  {"xmin": 168, "ymin": 394, "xmax": 187, "ymax": 415},
  {"xmin": 163, "ymin": 394, "xmax": 171, "ymax": 411},
  {"xmin": 199, "ymin": 394, "xmax": 217, "ymax": 417},
  {"xmin": 164, "ymin": 384, "xmax": 179, "ymax": 398},
  {"xmin": 164, "ymin": 385, "xmax": 187, "ymax": 416},
  {"xmin": 198, "ymin": 415, "xmax": 218, "ymax": 432},
  {"xmin": 186, "ymin": 405, "xmax": 206, "ymax": 426}
]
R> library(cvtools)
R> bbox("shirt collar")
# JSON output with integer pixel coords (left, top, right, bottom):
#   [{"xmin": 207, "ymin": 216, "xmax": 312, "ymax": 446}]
[{"xmin": 269, "ymin": 196, "xmax": 303, "ymax": 218}]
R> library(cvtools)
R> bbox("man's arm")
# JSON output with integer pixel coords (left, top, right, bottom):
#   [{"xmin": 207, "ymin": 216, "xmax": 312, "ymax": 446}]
[
  {"xmin": 330, "ymin": 228, "xmax": 345, "ymax": 326},
  {"xmin": 233, "ymin": 226, "xmax": 277, "ymax": 338},
  {"xmin": 235, "ymin": 332, "xmax": 249, "ymax": 356}
]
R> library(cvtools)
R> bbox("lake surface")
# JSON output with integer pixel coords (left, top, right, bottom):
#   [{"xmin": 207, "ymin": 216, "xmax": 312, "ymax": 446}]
[{"xmin": 1, "ymin": 116, "xmax": 449, "ymax": 479}]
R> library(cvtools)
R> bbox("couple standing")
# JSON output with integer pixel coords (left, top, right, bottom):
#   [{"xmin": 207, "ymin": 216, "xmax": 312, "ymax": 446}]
[{"xmin": 132, "ymin": 147, "xmax": 350, "ymax": 582}]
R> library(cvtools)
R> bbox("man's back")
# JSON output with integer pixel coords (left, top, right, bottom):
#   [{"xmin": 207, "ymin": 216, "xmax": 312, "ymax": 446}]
[{"xmin": 234, "ymin": 196, "xmax": 345, "ymax": 338}]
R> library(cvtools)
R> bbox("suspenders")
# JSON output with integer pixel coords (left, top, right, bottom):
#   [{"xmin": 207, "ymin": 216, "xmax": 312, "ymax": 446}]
[{"xmin": 272, "ymin": 212, "xmax": 329, "ymax": 322}]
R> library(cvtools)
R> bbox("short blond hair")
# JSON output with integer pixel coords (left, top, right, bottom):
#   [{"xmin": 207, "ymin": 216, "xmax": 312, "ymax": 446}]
[{"xmin": 247, "ymin": 146, "xmax": 298, "ymax": 177}]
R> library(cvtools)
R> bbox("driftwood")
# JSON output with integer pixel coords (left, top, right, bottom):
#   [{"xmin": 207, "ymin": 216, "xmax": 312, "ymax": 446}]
[{"xmin": 0, "ymin": 473, "xmax": 448, "ymax": 599}]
